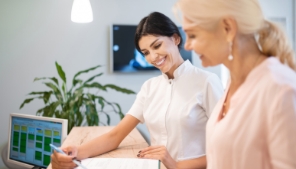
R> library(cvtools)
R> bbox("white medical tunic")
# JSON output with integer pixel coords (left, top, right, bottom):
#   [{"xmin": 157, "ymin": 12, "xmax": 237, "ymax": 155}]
[{"xmin": 127, "ymin": 60, "xmax": 223, "ymax": 161}]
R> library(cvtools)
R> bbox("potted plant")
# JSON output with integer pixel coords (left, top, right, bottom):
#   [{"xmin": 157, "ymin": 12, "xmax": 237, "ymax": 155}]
[{"xmin": 20, "ymin": 62, "xmax": 135, "ymax": 133}]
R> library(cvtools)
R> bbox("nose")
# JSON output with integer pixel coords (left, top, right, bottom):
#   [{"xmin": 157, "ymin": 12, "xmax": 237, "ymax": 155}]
[
  {"xmin": 184, "ymin": 40, "xmax": 192, "ymax": 51},
  {"xmin": 150, "ymin": 50, "xmax": 159, "ymax": 61}
]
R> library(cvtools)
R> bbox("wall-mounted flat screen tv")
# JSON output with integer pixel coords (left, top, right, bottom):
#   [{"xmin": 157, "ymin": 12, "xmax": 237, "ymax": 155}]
[{"xmin": 110, "ymin": 24, "xmax": 192, "ymax": 73}]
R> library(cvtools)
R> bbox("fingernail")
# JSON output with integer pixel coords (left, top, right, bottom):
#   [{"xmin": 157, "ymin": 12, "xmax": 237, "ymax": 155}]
[
  {"xmin": 68, "ymin": 152, "xmax": 72, "ymax": 155},
  {"xmin": 138, "ymin": 150, "xmax": 141, "ymax": 153},
  {"xmin": 137, "ymin": 154, "xmax": 140, "ymax": 157},
  {"xmin": 72, "ymin": 157, "xmax": 76, "ymax": 160}
]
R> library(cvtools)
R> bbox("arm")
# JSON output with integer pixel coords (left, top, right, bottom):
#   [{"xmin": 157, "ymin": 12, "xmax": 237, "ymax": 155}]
[
  {"xmin": 203, "ymin": 74, "xmax": 224, "ymax": 117},
  {"xmin": 176, "ymin": 156, "xmax": 206, "ymax": 169},
  {"xmin": 78, "ymin": 80, "xmax": 149, "ymax": 158},
  {"xmin": 268, "ymin": 87, "xmax": 296, "ymax": 168},
  {"xmin": 77, "ymin": 115, "xmax": 140, "ymax": 159},
  {"xmin": 51, "ymin": 115, "xmax": 139, "ymax": 169},
  {"xmin": 52, "ymin": 81, "xmax": 149, "ymax": 169}
]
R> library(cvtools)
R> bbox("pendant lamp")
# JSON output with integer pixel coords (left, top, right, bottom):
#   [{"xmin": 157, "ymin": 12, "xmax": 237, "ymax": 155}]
[{"xmin": 71, "ymin": 0, "xmax": 93, "ymax": 23}]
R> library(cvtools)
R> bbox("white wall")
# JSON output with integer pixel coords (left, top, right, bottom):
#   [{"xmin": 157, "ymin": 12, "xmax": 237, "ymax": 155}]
[
  {"xmin": 0, "ymin": 0, "xmax": 222, "ymax": 168},
  {"xmin": 259, "ymin": 0, "xmax": 295, "ymax": 48},
  {"xmin": 0, "ymin": 0, "xmax": 294, "ymax": 168}
]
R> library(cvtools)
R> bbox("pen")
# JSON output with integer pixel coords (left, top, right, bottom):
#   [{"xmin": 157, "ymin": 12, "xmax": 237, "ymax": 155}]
[{"xmin": 49, "ymin": 143, "xmax": 88, "ymax": 169}]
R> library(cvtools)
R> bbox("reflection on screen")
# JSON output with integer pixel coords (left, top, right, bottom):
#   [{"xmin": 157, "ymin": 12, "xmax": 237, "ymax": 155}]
[
  {"xmin": 10, "ymin": 117, "xmax": 62, "ymax": 167},
  {"xmin": 112, "ymin": 25, "xmax": 192, "ymax": 72}
]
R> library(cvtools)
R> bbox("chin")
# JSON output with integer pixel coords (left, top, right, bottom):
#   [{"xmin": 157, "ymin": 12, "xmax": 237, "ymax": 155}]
[
  {"xmin": 201, "ymin": 61, "xmax": 211, "ymax": 67},
  {"xmin": 160, "ymin": 66, "xmax": 170, "ymax": 74},
  {"xmin": 201, "ymin": 60, "xmax": 219, "ymax": 67}
]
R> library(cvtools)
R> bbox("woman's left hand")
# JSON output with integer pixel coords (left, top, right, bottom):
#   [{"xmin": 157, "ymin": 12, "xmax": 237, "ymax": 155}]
[{"xmin": 138, "ymin": 145, "xmax": 176, "ymax": 169}]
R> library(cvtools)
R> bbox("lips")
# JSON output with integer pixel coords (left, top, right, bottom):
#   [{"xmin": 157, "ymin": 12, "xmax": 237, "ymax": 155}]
[{"xmin": 154, "ymin": 56, "xmax": 167, "ymax": 67}]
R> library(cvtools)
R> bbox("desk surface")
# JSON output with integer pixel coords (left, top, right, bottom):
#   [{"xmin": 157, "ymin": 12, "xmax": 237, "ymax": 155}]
[{"xmin": 47, "ymin": 126, "xmax": 166, "ymax": 169}]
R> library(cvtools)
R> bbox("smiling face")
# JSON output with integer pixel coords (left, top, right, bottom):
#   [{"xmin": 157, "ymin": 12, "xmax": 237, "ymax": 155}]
[
  {"xmin": 182, "ymin": 17, "xmax": 230, "ymax": 67},
  {"xmin": 138, "ymin": 34, "xmax": 183, "ymax": 75}
]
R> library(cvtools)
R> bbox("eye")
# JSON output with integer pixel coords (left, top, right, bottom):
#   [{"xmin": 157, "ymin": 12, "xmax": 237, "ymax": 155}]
[
  {"xmin": 143, "ymin": 51, "xmax": 149, "ymax": 56},
  {"xmin": 154, "ymin": 43, "xmax": 162, "ymax": 49},
  {"xmin": 188, "ymin": 34, "xmax": 196, "ymax": 39}
]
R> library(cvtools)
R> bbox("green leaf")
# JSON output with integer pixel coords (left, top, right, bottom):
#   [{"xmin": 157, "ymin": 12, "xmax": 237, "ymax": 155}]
[
  {"xmin": 113, "ymin": 103, "xmax": 125, "ymax": 119},
  {"xmin": 62, "ymin": 83, "xmax": 66, "ymax": 93},
  {"xmin": 102, "ymin": 112, "xmax": 110, "ymax": 125},
  {"xmin": 36, "ymin": 107, "xmax": 44, "ymax": 116},
  {"xmin": 43, "ymin": 91, "xmax": 53, "ymax": 104},
  {"xmin": 82, "ymin": 82, "xmax": 106, "ymax": 91},
  {"xmin": 37, "ymin": 101, "xmax": 60, "ymax": 117},
  {"xmin": 62, "ymin": 83, "xmax": 67, "ymax": 101},
  {"xmin": 75, "ymin": 111, "xmax": 83, "ymax": 126},
  {"xmin": 55, "ymin": 110, "xmax": 61, "ymax": 118},
  {"xmin": 20, "ymin": 98, "xmax": 35, "ymax": 109},
  {"xmin": 55, "ymin": 62, "xmax": 66, "ymax": 83},
  {"xmin": 34, "ymin": 77, "xmax": 59, "ymax": 86},
  {"xmin": 28, "ymin": 91, "xmax": 50, "ymax": 95},
  {"xmin": 72, "ymin": 79, "xmax": 83, "ymax": 87},
  {"xmin": 84, "ymin": 73, "xmax": 103, "ymax": 84},
  {"xmin": 104, "ymin": 84, "xmax": 135, "ymax": 94},
  {"xmin": 44, "ymin": 82, "xmax": 63, "ymax": 101},
  {"xmin": 98, "ymin": 97, "xmax": 105, "ymax": 110},
  {"xmin": 73, "ymin": 65, "xmax": 101, "ymax": 81},
  {"xmin": 84, "ymin": 100, "xmax": 99, "ymax": 126}
]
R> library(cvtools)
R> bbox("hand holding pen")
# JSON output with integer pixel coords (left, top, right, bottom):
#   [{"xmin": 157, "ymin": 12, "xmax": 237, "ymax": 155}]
[{"xmin": 50, "ymin": 144, "xmax": 87, "ymax": 169}]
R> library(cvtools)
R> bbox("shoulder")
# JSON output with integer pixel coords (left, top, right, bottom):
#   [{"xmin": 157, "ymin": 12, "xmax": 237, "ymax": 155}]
[
  {"xmin": 140, "ymin": 75, "xmax": 163, "ymax": 89},
  {"xmin": 257, "ymin": 58, "xmax": 296, "ymax": 103},
  {"xmin": 263, "ymin": 58, "xmax": 296, "ymax": 91},
  {"xmin": 188, "ymin": 65, "xmax": 222, "ymax": 87}
]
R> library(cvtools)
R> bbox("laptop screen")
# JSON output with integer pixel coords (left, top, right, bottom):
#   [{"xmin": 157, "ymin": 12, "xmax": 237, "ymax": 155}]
[{"xmin": 9, "ymin": 116, "xmax": 64, "ymax": 168}]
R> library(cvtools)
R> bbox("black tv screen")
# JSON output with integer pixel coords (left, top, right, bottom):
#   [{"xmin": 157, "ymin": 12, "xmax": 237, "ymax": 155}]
[{"xmin": 111, "ymin": 24, "xmax": 192, "ymax": 72}]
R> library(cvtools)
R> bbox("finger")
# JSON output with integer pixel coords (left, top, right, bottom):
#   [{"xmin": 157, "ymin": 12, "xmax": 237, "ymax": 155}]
[
  {"xmin": 53, "ymin": 151, "xmax": 75, "ymax": 163},
  {"xmin": 141, "ymin": 154, "xmax": 162, "ymax": 160},
  {"xmin": 62, "ymin": 146, "xmax": 77, "ymax": 156},
  {"xmin": 140, "ymin": 145, "xmax": 164, "ymax": 153},
  {"xmin": 52, "ymin": 159, "xmax": 77, "ymax": 169},
  {"xmin": 140, "ymin": 147, "xmax": 165, "ymax": 156},
  {"xmin": 141, "ymin": 150, "xmax": 164, "ymax": 157}
]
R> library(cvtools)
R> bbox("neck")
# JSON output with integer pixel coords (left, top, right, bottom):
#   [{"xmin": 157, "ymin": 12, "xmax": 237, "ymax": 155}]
[
  {"xmin": 224, "ymin": 35, "xmax": 266, "ymax": 86},
  {"xmin": 166, "ymin": 54, "xmax": 184, "ymax": 79}
]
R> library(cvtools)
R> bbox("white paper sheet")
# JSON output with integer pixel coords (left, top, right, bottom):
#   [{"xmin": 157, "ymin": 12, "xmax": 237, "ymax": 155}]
[{"xmin": 75, "ymin": 158, "xmax": 159, "ymax": 169}]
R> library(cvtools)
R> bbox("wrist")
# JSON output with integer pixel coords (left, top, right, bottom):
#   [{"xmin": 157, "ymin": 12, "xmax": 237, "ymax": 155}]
[
  {"xmin": 76, "ymin": 145, "xmax": 83, "ymax": 160},
  {"xmin": 165, "ymin": 158, "xmax": 177, "ymax": 169}
]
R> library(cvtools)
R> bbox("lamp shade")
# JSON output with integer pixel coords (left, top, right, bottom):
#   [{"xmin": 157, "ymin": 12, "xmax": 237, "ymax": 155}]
[{"xmin": 71, "ymin": 0, "xmax": 93, "ymax": 23}]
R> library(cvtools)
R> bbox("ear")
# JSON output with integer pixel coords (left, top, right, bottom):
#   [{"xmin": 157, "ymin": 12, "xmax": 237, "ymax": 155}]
[
  {"xmin": 221, "ymin": 17, "xmax": 237, "ymax": 43},
  {"xmin": 172, "ymin": 33, "xmax": 181, "ymax": 45}
]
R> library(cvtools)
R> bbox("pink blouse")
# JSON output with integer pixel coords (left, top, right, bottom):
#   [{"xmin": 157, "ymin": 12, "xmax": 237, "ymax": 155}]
[{"xmin": 206, "ymin": 57, "xmax": 296, "ymax": 169}]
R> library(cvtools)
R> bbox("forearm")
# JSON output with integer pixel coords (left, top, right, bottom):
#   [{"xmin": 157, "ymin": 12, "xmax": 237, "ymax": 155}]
[
  {"xmin": 175, "ymin": 156, "xmax": 207, "ymax": 169},
  {"xmin": 75, "ymin": 116, "xmax": 140, "ymax": 160},
  {"xmin": 76, "ymin": 132, "xmax": 120, "ymax": 160}
]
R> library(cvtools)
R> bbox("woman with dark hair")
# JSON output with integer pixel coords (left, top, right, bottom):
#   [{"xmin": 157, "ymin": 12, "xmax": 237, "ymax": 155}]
[{"xmin": 51, "ymin": 12, "xmax": 223, "ymax": 169}]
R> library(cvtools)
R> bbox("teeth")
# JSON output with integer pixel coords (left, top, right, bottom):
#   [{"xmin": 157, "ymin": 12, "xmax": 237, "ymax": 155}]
[{"xmin": 156, "ymin": 58, "xmax": 165, "ymax": 66}]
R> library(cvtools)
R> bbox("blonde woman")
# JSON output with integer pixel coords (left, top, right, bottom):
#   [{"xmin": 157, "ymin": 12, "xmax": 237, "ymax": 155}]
[{"xmin": 174, "ymin": 0, "xmax": 296, "ymax": 168}]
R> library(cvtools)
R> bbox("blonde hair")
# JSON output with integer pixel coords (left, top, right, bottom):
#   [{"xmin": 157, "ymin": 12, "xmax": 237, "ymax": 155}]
[{"xmin": 174, "ymin": 0, "xmax": 296, "ymax": 70}]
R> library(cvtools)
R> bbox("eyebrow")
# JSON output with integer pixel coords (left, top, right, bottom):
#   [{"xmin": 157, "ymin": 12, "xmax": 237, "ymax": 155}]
[
  {"xmin": 183, "ymin": 28, "xmax": 192, "ymax": 33},
  {"xmin": 141, "ymin": 39, "xmax": 159, "ymax": 52},
  {"xmin": 150, "ymin": 39, "xmax": 159, "ymax": 47}
]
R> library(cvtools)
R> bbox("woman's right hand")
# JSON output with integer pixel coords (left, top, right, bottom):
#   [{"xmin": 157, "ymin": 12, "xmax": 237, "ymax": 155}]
[{"xmin": 51, "ymin": 145, "xmax": 79, "ymax": 169}]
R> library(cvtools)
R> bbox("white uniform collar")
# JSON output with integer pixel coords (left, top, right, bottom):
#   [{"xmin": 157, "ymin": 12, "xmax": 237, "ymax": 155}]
[{"xmin": 162, "ymin": 60, "xmax": 192, "ymax": 80}]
